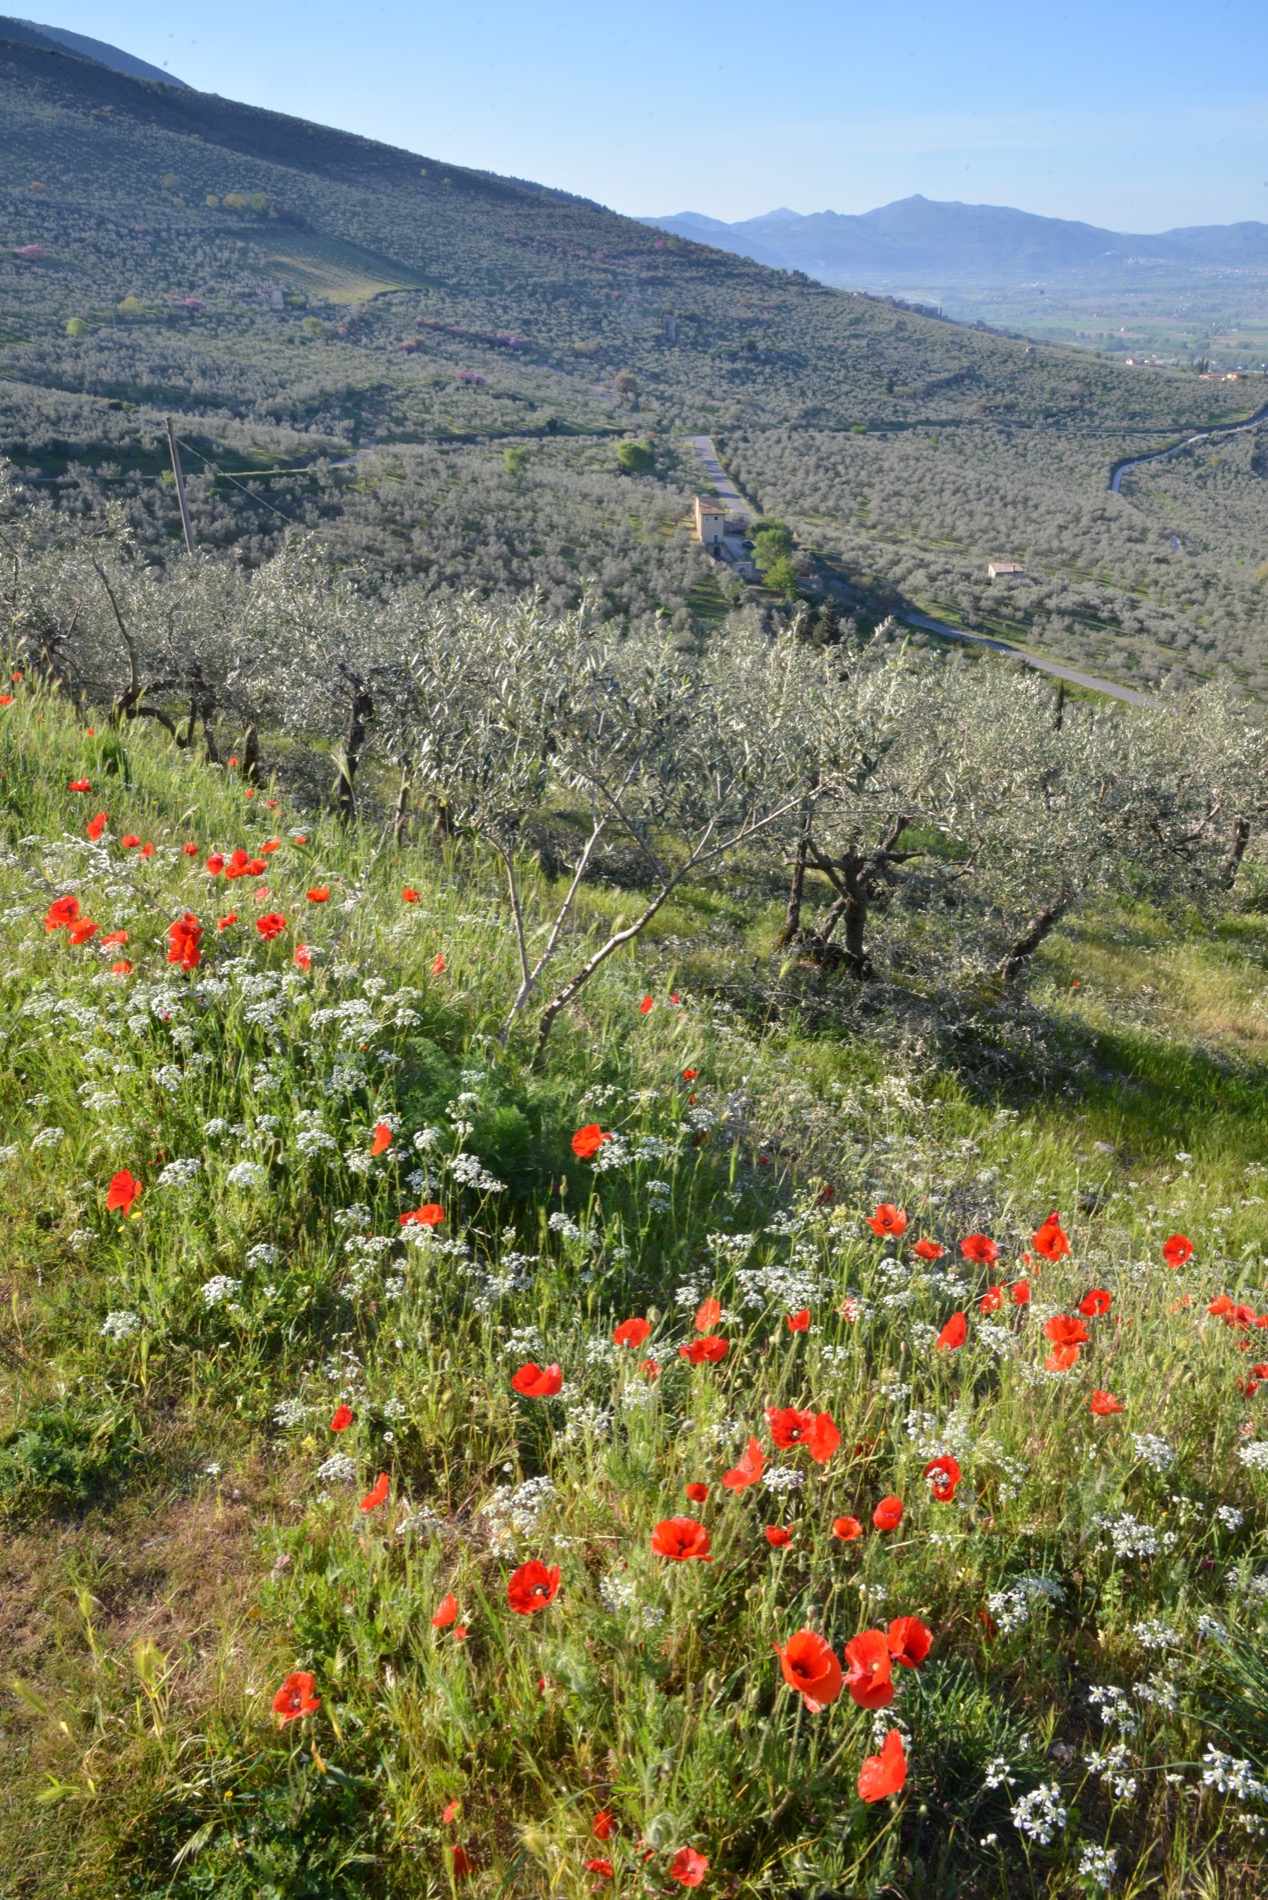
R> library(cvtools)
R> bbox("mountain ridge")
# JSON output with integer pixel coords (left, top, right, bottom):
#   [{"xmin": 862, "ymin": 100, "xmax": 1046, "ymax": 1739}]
[{"xmin": 639, "ymin": 195, "xmax": 1268, "ymax": 286}]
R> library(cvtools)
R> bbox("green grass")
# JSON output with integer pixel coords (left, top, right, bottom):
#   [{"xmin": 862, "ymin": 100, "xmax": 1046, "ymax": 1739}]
[{"xmin": 2, "ymin": 682, "xmax": 1268, "ymax": 1898}]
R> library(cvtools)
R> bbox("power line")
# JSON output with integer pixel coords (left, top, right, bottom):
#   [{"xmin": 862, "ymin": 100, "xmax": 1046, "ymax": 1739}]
[{"xmin": 173, "ymin": 434, "xmax": 309, "ymax": 527}]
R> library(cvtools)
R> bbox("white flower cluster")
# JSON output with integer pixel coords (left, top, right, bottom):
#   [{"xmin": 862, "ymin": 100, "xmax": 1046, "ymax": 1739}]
[
  {"xmin": 100, "ymin": 1309, "xmax": 141, "ymax": 1341},
  {"xmin": 226, "ymin": 1160, "xmax": 267, "ymax": 1190},
  {"xmin": 448, "ymin": 1152, "xmax": 506, "ymax": 1194},
  {"xmin": 599, "ymin": 1570, "xmax": 665, "ymax": 1628},
  {"xmin": 1131, "ymin": 1618, "xmax": 1180, "ymax": 1651},
  {"xmin": 315, "ymin": 1451, "xmax": 358, "ymax": 1483},
  {"xmin": 1077, "ymin": 1844, "xmax": 1118, "ymax": 1892},
  {"xmin": 1008, "ymin": 1781, "xmax": 1067, "ymax": 1846},
  {"xmin": 986, "ymin": 1573, "xmax": 1064, "ymax": 1635},
  {"xmin": 1201, "ymin": 1746, "xmax": 1268, "ymax": 1807},
  {"xmin": 763, "ymin": 1466, "xmax": 805, "ymax": 1495},
  {"xmin": 157, "ymin": 1157, "xmax": 202, "ymax": 1187},
  {"xmin": 1130, "ymin": 1432, "xmax": 1176, "ymax": 1474},
  {"xmin": 1235, "ymin": 1440, "xmax": 1268, "ymax": 1471},
  {"xmin": 31, "ymin": 1126, "xmax": 65, "ymax": 1149},
  {"xmin": 561, "ymin": 1403, "xmax": 614, "ymax": 1444},
  {"xmin": 200, "ymin": 1275, "xmax": 241, "ymax": 1307},
  {"xmin": 1085, "ymin": 1740, "xmax": 1138, "ymax": 1799},
  {"xmin": 479, "ymin": 1475, "xmax": 555, "ymax": 1557},
  {"xmin": 272, "ymin": 1396, "xmax": 312, "ymax": 1428},
  {"xmin": 1088, "ymin": 1685, "xmax": 1137, "ymax": 1732},
  {"xmin": 1097, "ymin": 1512, "xmax": 1161, "ymax": 1559}
]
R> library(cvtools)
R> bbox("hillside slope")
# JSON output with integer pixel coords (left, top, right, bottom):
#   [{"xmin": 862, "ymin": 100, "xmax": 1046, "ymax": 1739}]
[{"xmin": 1, "ymin": 25, "xmax": 1266, "ymax": 684}]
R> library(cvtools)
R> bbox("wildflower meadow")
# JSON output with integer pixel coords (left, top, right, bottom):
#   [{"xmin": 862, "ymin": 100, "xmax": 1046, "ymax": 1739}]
[{"xmin": 4, "ymin": 665, "xmax": 1268, "ymax": 1900}]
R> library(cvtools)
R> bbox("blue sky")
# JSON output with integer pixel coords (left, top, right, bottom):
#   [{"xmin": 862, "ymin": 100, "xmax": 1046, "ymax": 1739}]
[{"xmin": 40, "ymin": 0, "xmax": 1268, "ymax": 229}]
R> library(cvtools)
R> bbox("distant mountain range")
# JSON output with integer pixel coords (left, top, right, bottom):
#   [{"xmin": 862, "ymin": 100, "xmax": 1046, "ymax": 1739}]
[
  {"xmin": 639, "ymin": 196, "xmax": 1268, "ymax": 289},
  {"xmin": 5, "ymin": 16, "xmax": 188, "ymax": 87}
]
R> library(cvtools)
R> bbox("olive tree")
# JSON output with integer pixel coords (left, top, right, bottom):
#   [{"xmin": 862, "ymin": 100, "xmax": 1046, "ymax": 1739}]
[{"xmin": 399, "ymin": 595, "xmax": 831, "ymax": 1054}]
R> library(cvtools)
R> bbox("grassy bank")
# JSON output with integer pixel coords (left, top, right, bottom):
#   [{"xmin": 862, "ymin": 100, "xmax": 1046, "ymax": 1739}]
[{"xmin": 2, "ymin": 681, "xmax": 1268, "ymax": 1899}]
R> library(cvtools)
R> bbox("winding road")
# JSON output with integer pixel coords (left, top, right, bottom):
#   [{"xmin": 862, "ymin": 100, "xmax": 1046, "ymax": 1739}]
[
  {"xmin": 1109, "ymin": 398, "xmax": 1268, "ymax": 494},
  {"xmin": 686, "ymin": 435, "xmax": 1152, "ymax": 706}
]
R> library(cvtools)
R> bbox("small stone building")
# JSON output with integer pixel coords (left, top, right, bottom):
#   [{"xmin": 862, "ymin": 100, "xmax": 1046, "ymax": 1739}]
[{"xmin": 693, "ymin": 496, "xmax": 727, "ymax": 547}]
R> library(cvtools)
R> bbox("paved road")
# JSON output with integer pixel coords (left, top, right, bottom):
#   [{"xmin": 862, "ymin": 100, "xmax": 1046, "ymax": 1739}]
[
  {"xmin": 1109, "ymin": 399, "xmax": 1268, "ymax": 494},
  {"xmin": 686, "ymin": 434, "xmax": 1152, "ymax": 705},
  {"xmin": 686, "ymin": 434, "xmax": 756, "ymax": 522}
]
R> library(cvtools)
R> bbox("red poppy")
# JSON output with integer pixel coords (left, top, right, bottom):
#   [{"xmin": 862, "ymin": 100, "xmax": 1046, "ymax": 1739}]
[
  {"xmin": 832, "ymin": 1514, "xmax": 863, "ymax": 1541},
  {"xmin": 0, "ymin": 694, "xmax": 12, "ymax": 707},
  {"xmin": 224, "ymin": 849, "xmax": 249, "ymax": 879},
  {"xmin": 272, "ymin": 1670, "xmax": 320, "ymax": 1727},
  {"xmin": 668, "ymin": 1849, "xmax": 708, "ymax": 1888},
  {"xmin": 765, "ymin": 1524, "xmax": 793, "ymax": 1547},
  {"xmin": 766, "ymin": 1406, "xmax": 841, "ymax": 1463},
  {"xmin": 639, "ymin": 995, "xmax": 654, "ymax": 1014},
  {"xmin": 1044, "ymin": 1314, "xmax": 1089, "ymax": 1349},
  {"xmin": 140, "ymin": 843, "xmax": 155, "ymax": 859},
  {"xmin": 182, "ymin": 841, "xmax": 198, "ymax": 855},
  {"xmin": 585, "ymin": 1860, "xmax": 614, "ymax": 1879},
  {"xmin": 86, "ymin": 811, "xmax": 108, "ymax": 841},
  {"xmin": 695, "ymin": 1297, "xmax": 722, "ymax": 1332},
  {"xmin": 167, "ymin": 913, "xmax": 203, "ymax": 971},
  {"xmin": 1079, "ymin": 1288, "xmax": 1112, "ymax": 1318},
  {"xmin": 110, "ymin": 959, "xmax": 133, "ymax": 975},
  {"xmin": 511, "ymin": 1361, "xmax": 564, "ymax": 1398},
  {"xmin": 721, "ymin": 1436, "xmax": 764, "ymax": 1491},
  {"xmin": 638, "ymin": 1358, "xmax": 660, "ymax": 1380},
  {"xmin": 887, "ymin": 1616, "xmax": 933, "ymax": 1668},
  {"xmin": 256, "ymin": 912, "xmax": 287, "ymax": 940},
  {"xmin": 105, "ymin": 1168, "xmax": 142, "ymax": 1216},
  {"xmin": 592, "ymin": 1812, "xmax": 615, "ymax": 1841},
  {"xmin": 1090, "ymin": 1389, "xmax": 1125, "ymax": 1415},
  {"xmin": 260, "ymin": 838, "xmax": 280, "ymax": 853},
  {"xmin": 101, "ymin": 930, "xmax": 127, "ymax": 946},
  {"xmin": 400, "ymin": 1204, "xmax": 445, "ymax": 1227},
  {"xmin": 293, "ymin": 944, "xmax": 312, "ymax": 970},
  {"xmin": 844, "ymin": 1628, "xmax": 894, "ymax": 1708},
  {"xmin": 857, "ymin": 1728, "xmax": 907, "ymax": 1802},
  {"xmin": 68, "ymin": 777, "xmax": 90, "ymax": 793},
  {"xmin": 913, "ymin": 1238, "xmax": 944, "ymax": 1261},
  {"xmin": 359, "ymin": 1472, "xmax": 390, "ymax": 1512},
  {"xmin": 872, "ymin": 1495, "xmax": 903, "ymax": 1532},
  {"xmin": 679, "ymin": 1476, "xmax": 709, "ymax": 1504},
  {"xmin": 307, "ymin": 887, "xmax": 330, "ymax": 903},
  {"xmin": 45, "ymin": 894, "xmax": 81, "ymax": 932},
  {"xmin": 206, "ymin": 854, "xmax": 225, "ymax": 875},
  {"xmin": 506, "ymin": 1559, "xmax": 561, "ymax": 1611},
  {"xmin": 786, "ymin": 1308, "xmax": 811, "ymax": 1332},
  {"xmin": 960, "ymin": 1234, "xmax": 999, "ymax": 1265},
  {"xmin": 450, "ymin": 1845, "xmax": 473, "ymax": 1879},
  {"xmin": 431, "ymin": 953, "xmax": 446, "ymax": 976},
  {"xmin": 680, "ymin": 1335, "xmax": 728, "ymax": 1365},
  {"xmin": 924, "ymin": 1455, "xmax": 961, "ymax": 1502},
  {"xmin": 370, "ymin": 1121, "xmax": 393, "ymax": 1156},
  {"xmin": 614, "ymin": 1316, "xmax": 651, "ymax": 1348},
  {"xmin": 1032, "ymin": 1213, "xmax": 1070, "ymax": 1261},
  {"xmin": 936, "ymin": 1311, "xmax": 967, "ymax": 1351},
  {"xmin": 682, "ymin": 1068, "xmax": 698, "ymax": 1081},
  {"xmin": 774, "ymin": 1629, "xmax": 843, "ymax": 1710},
  {"xmin": 650, "ymin": 1516, "xmax": 713, "ymax": 1562},
  {"xmin": 1046, "ymin": 1344, "xmax": 1081, "ymax": 1371},
  {"xmin": 1010, "ymin": 1279, "xmax": 1031, "ymax": 1305},
  {"xmin": 330, "ymin": 1403, "xmax": 354, "ymax": 1432},
  {"xmin": 978, "ymin": 1287, "xmax": 1003, "ymax": 1314},
  {"xmin": 121, "ymin": 834, "xmax": 141, "ymax": 849},
  {"xmin": 217, "ymin": 912, "xmax": 237, "ymax": 931},
  {"xmin": 867, "ymin": 1203, "xmax": 908, "ymax": 1237},
  {"xmin": 401, "ymin": 887, "xmax": 419, "ymax": 903},
  {"xmin": 68, "ymin": 919, "xmax": 98, "ymax": 944},
  {"xmin": 571, "ymin": 1123, "xmax": 612, "ymax": 1159},
  {"xmin": 1163, "ymin": 1233, "xmax": 1194, "ymax": 1268},
  {"xmin": 432, "ymin": 1593, "xmax": 460, "ymax": 1629}
]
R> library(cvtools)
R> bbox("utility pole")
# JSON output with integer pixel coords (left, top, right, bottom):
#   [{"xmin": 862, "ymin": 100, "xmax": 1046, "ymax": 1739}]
[{"xmin": 165, "ymin": 417, "xmax": 196, "ymax": 556}]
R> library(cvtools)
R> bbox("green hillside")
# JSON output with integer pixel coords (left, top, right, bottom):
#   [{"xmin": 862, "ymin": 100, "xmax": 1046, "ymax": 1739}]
[{"xmin": 3, "ymin": 25, "xmax": 1267, "ymax": 682}]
